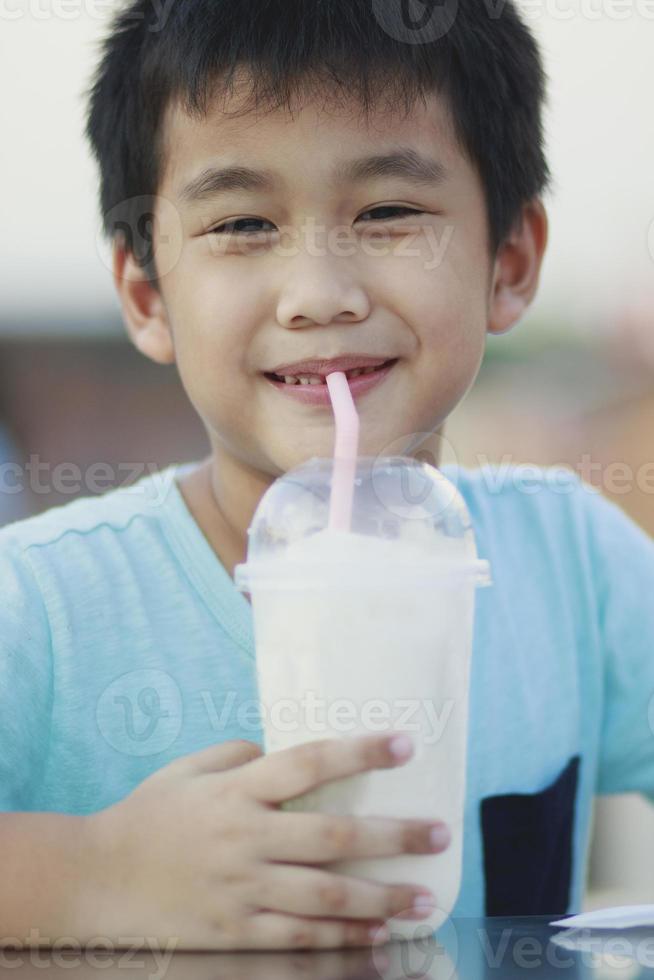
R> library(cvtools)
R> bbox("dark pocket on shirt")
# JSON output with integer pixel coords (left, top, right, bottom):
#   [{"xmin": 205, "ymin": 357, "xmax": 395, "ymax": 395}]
[{"xmin": 480, "ymin": 755, "xmax": 580, "ymax": 916}]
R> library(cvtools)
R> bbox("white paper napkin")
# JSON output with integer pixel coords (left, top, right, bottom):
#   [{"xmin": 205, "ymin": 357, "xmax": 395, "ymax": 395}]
[{"xmin": 550, "ymin": 905, "xmax": 654, "ymax": 930}]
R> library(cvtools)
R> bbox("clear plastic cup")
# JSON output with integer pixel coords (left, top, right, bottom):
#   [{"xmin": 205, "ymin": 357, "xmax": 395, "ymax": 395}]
[{"xmin": 235, "ymin": 455, "xmax": 491, "ymax": 936}]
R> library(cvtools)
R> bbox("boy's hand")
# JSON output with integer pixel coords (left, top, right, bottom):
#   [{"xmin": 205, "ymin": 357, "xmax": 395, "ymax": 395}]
[{"xmin": 83, "ymin": 733, "xmax": 450, "ymax": 952}]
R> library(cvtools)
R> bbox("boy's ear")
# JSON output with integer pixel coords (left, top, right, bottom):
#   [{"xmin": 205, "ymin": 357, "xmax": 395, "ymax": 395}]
[
  {"xmin": 487, "ymin": 199, "xmax": 549, "ymax": 336},
  {"xmin": 112, "ymin": 241, "xmax": 176, "ymax": 365}
]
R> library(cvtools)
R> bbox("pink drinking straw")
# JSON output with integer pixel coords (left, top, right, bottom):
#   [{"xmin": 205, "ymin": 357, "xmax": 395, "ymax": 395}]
[{"xmin": 325, "ymin": 372, "xmax": 360, "ymax": 533}]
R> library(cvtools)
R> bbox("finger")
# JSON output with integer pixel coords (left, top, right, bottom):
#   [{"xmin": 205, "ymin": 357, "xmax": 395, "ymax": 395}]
[
  {"xmin": 182, "ymin": 740, "xmax": 264, "ymax": 775},
  {"xmin": 239, "ymin": 733, "xmax": 412, "ymax": 804},
  {"xmin": 251, "ymin": 863, "xmax": 432, "ymax": 922},
  {"xmin": 259, "ymin": 810, "xmax": 449, "ymax": 863},
  {"xmin": 240, "ymin": 911, "xmax": 389, "ymax": 950}
]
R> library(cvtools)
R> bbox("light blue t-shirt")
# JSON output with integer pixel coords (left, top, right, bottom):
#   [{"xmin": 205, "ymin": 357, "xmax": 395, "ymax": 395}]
[{"xmin": 2, "ymin": 460, "xmax": 654, "ymax": 918}]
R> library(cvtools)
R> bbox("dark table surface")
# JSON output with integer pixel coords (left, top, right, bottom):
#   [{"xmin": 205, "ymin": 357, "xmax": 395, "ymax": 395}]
[{"xmin": 7, "ymin": 915, "xmax": 654, "ymax": 979}]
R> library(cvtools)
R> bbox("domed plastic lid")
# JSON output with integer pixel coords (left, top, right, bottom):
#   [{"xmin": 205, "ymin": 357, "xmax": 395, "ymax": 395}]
[{"xmin": 234, "ymin": 456, "xmax": 492, "ymax": 592}]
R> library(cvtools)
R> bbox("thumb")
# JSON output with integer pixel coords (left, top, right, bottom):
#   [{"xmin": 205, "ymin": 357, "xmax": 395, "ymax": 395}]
[{"xmin": 186, "ymin": 739, "xmax": 264, "ymax": 775}]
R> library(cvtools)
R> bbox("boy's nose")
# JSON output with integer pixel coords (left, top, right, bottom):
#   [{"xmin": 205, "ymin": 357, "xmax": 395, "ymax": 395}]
[{"xmin": 276, "ymin": 268, "xmax": 370, "ymax": 330}]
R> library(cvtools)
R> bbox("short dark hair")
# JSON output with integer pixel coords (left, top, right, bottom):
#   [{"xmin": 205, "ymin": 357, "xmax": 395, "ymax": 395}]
[{"xmin": 84, "ymin": 0, "xmax": 552, "ymax": 281}]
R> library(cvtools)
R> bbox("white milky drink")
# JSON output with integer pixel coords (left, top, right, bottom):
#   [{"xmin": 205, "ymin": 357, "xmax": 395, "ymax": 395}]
[{"xmin": 235, "ymin": 456, "xmax": 491, "ymax": 938}]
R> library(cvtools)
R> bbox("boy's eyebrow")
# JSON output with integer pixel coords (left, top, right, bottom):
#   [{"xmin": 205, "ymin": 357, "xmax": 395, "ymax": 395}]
[{"xmin": 178, "ymin": 148, "xmax": 450, "ymax": 204}]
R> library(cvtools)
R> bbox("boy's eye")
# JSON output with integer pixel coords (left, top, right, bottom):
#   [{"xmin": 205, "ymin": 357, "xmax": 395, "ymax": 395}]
[
  {"xmin": 208, "ymin": 206, "xmax": 425, "ymax": 235},
  {"xmin": 210, "ymin": 217, "xmax": 274, "ymax": 235},
  {"xmin": 358, "ymin": 206, "xmax": 426, "ymax": 223}
]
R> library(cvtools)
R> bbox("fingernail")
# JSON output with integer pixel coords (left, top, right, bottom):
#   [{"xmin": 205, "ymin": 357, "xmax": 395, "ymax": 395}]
[
  {"xmin": 370, "ymin": 923, "xmax": 389, "ymax": 942},
  {"xmin": 388, "ymin": 735, "xmax": 413, "ymax": 760},
  {"xmin": 413, "ymin": 892, "xmax": 437, "ymax": 912},
  {"xmin": 429, "ymin": 824, "xmax": 451, "ymax": 849}
]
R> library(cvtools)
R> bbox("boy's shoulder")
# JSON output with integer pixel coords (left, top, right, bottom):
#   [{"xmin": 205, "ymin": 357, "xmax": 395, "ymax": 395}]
[
  {"xmin": 446, "ymin": 461, "xmax": 621, "ymax": 575},
  {"xmin": 0, "ymin": 464, "xmax": 180, "ymax": 557},
  {"xmin": 452, "ymin": 460, "xmax": 654, "ymax": 591}
]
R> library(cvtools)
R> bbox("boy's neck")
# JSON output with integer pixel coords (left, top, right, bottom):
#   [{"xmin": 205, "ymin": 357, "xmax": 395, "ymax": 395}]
[{"xmin": 175, "ymin": 454, "xmax": 264, "ymax": 585}]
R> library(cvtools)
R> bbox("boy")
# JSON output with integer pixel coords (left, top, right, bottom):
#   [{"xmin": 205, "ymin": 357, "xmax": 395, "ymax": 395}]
[{"xmin": 2, "ymin": 0, "xmax": 654, "ymax": 955}]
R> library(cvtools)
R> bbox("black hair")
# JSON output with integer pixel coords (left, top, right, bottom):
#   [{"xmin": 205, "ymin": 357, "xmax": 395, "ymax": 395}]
[{"xmin": 84, "ymin": 0, "xmax": 552, "ymax": 283}]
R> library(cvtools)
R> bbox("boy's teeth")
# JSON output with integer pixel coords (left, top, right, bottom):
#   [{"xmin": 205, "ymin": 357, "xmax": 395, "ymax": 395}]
[{"xmin": 281, "ymin": 365, "xmax": 379, "ymax": 385}]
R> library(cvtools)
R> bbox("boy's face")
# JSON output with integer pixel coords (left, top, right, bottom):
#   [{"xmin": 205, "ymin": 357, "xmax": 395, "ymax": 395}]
[{"xmin": 116, "ymin": 80, "xmax": 547, "ymax": 483}]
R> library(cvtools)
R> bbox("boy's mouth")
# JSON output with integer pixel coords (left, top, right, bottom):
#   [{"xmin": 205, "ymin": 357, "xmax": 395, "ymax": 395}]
[
  {"xmin": 263, "ymin": 358, "xmax": 398, "ymax": 386},
  {"xmin": 261, "ymin": 358, "xmax": 399, "ymax": 407}
]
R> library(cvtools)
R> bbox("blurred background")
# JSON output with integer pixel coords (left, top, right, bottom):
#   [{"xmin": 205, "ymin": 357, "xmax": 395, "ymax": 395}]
[{"xmin": 1, "ymin": 0, "xmax": 653, "ymax": 910}]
